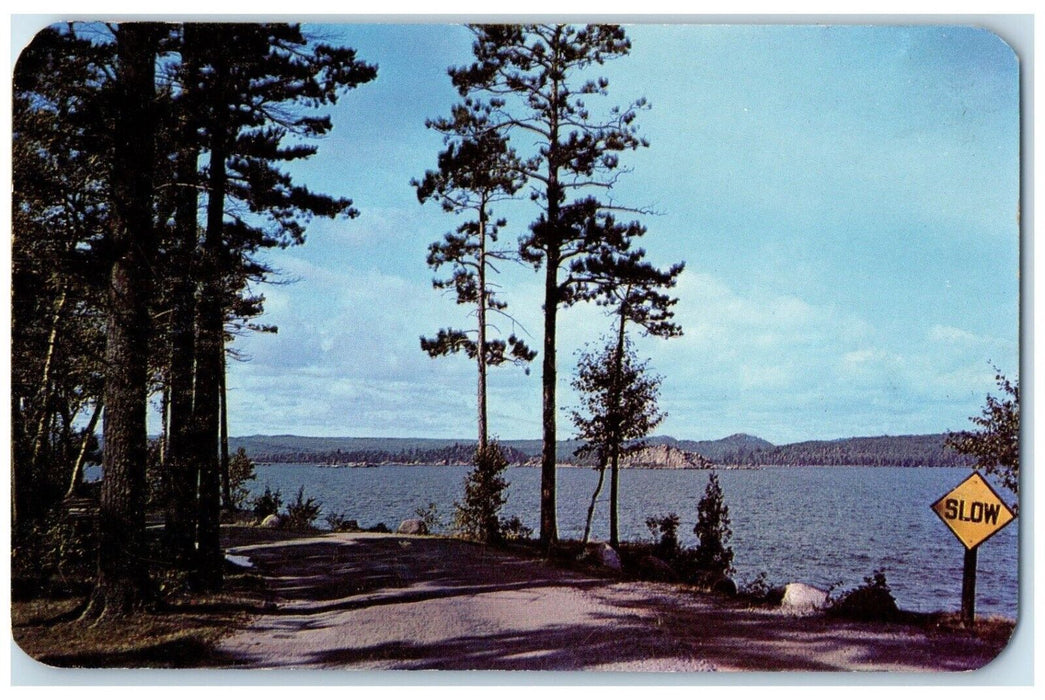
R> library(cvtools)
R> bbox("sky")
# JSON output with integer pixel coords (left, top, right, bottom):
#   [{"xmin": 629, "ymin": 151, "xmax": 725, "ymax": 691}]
[
  {"xmin": 218, "ymin": 22, "xmax": 1022, "ymax": 445},
  {"xmin": 9, "ymin": 18, "xmax": 1022, "ymax": 446}
]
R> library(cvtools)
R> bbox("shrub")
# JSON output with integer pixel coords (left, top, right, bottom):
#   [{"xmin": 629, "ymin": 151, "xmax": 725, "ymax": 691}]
[
  {"xmin": 692, "ymin": 473, "xmax": 734, "ymax": 586},
  {"xmin": 325, "ymin": 511, "xmax": 358, "ymax": 532},
  {"xmin": 228, "ymin": 448, "xmax": 257, "ymax": 510},
  {"xmin": 414, "ymin": 502, "xmax": 444, "ymax": 534},
  {"xmin": 738, "ymin": 571, "xmax": 783, "ymax": 603},
  {"xmin": 281, "ymin": 486, "xmax": 321, "ymax": 530},
  {"xmin": 12, "ymin": 509, "xmax": 96, "ymax": 596},
  {"xmin": 499, "ymin": 515, "xmax": 533, "ymax": 542},
  {"xmin": 829, "ymin": 569, "xmax": 900, "ymax": 621},
  {"xmin": 645, "ymin": 513, "xmax": 682, "ymax": 562},
  {"xmin": 252, "ymin": 485, "xmax": 283, "ymax": 519},
  {"xmin": 453, "ymin": 443, "xmax": 509, "ymax": 544}
]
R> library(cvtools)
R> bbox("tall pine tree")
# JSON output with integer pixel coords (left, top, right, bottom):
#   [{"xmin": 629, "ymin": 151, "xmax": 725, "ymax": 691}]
[
  {"xmin": 179, "ymin": 24, "xmax": 377, "ymax": 587},
  {"xmin": 415, "ymin": 98, "xmax": 535, "ymax": 450},
  {"xmin": 165, "ymin": 23, "xmax": 377, "ymax": 588},
  {"xmin": 83, "ymin": 22, "xmax": 162, "ymax": 619},
  {"xmin": 449, "ymin": 24, "xmax": 651, "ymax": 544}
]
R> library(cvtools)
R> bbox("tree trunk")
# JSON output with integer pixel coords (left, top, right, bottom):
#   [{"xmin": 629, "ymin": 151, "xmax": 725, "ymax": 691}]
[
  {"xmin": 192, "ymin": 44, "xmax": 230, "ymax": 591},
  {"xmin": 582, "ymin": 456, "xmax": 607, "ymax": 545},
  {"xmin": 608, "ymin": 305, "xmax": 628, "ymax": 549},
  {"xmin": 539, "ymin": 245, "xmax": 560, "ymax": 547},
  {"xmin": 65, "ymin": 399, "xmax": 102, "ymax": 500},
  {"xmin": 28, "ymin": 288, "xmax": 68, "ymax": 487},
  {"xmin": 539, "ymin": 63, "xmax": 564, "ymax": 548},
  {"xmin": 164, "ymin": 22, "xmax": 201, "ymax": 567},
  {"xmin": 477, "ymin": 210, "xmax": 488, "ymax": 452},
  {"xmin": 83, "ymin": 23, "xmax": 159, "ymax": 620},
  {"xmin": 158, "ymin": 380, "xmax": 169, "ymax": 466},
  {"xmin": 220, "ymin": 348, "xmax": 231, "ymax": 510}
]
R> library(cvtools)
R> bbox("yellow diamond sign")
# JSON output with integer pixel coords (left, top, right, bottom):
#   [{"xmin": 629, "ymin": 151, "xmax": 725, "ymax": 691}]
[{"xmin": 931, "ymin": 471, "xmax": 1016, "ymax": 549}]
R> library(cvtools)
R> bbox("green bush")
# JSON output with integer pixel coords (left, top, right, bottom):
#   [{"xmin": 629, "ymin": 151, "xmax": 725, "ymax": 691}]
[
  {"xmin": 228, "ymin": 448, "xmax": 257, "ymax": 510},
  {"xmin": 414, "ymin": 502, "xmax": 444, "ymax": 534},
  {"xmin": 499, "ymin": 515, "xmax": 533, "ymax": 542},
  {"xmin": 829, "ymin": 569, "xmax": 900, "ymax": 621},
  {"xmin": 281, "ymin": 486, "xmax": 321, "ymax": 530},
  {"xmin": 645, "ymin": 513, "xmax": 682, "ymax": 562},
  {"xmin": 12, "ymin": 509, "xmax": 96, "ymax": 596},
  {"xmin": 325, "ymin": 511, "xmax": 358, "ymax": 532},
  {"xmin": 251, "ymin": 485, "xmax": 283, "ymax": 519},
  {"xmin": 453, "ymin": 443, "xmax": 509, "ymax": 544},
  {"xmin": 692, "ymin": 473, "xmax": 734, "ymax": 587}
]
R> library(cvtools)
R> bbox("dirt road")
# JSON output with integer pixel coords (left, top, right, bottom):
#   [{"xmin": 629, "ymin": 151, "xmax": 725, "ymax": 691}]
[{"xmin": 213, "ymin": 530, "xmax": 1007, "ymax": 672}]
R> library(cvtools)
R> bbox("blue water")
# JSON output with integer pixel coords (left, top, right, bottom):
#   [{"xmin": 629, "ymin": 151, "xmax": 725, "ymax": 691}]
[{"xmin": 247, "ymin": 464, "xmax": 1020, "ymax": 619}]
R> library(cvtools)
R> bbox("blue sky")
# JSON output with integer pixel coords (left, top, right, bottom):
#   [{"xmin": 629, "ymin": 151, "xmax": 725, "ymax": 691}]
[{"xmin": 188, "ymin": 23, "xmax": 1019, "ymax": 444}]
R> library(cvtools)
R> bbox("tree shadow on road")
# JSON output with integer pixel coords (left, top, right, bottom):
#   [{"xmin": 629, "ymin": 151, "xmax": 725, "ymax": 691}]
[{"xmin": 210, "ymin": 531, "xmax": 1007, "ymax": 672}]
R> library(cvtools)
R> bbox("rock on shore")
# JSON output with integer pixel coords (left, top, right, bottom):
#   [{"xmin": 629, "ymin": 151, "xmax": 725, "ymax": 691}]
[{"xmin": 623, "ymin": 444, "xmax": 714, "ymax": 469}]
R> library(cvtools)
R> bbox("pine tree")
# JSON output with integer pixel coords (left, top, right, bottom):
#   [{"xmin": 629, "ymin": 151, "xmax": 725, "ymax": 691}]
[
  {"xmin": 453, "ymin": 442, "xmax": 510, "ymax": 544},
  {"xmin": 163, "ymin": 23, "xmax": 377, "ymax": 588},
  {"xmin": 450, "ymin": 24, "xmax": 651, "ymax": 545},
  {"xmin": 415, "ymin": 97, "xmax": 535, "ymax": 449},
  {"xmin": 693, "ymin": 473, "xmax": 734, "ymax": 586},
  {"xmin": 82, "ymin": 22, "xmax": 163, "ymax": 619}
]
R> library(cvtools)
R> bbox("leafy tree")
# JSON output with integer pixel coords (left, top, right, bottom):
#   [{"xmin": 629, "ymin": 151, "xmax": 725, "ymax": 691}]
[
  {"xmin": 450, "ymin": 24, "xmax": 652, "ymax": 545},
  {"xmin": 571, "ymin": 338, "xmax": 664, "ymax": 546},
  {"xmin": 453, "ymin": 442, "xmax": 510, "ymax": 544},
  {"xmin": 415, "ymin": 97, "xmax": 535, "ymax": 450},
  {"xmin": 227, "ymin": 447, "xmax": 257, "ymax": 510},
  {"xmin": 692, "ymin": 473, "xmax": 734, "ymax": 586},
  {"xmin": 946, "ymin": 369, "xmax": 1020, "ymax": 502},
  {"xmin": 573, "ymin": 248, "xmax": 683, "ymax": 547}
]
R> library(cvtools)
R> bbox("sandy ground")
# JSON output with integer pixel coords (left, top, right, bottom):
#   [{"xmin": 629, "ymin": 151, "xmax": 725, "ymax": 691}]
[{"xmin": 212, "ymin": 529, "xmax": 1007, "ymax": 672}]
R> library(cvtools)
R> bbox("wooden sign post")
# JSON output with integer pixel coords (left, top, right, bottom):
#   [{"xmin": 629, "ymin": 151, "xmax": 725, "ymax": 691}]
[
  {"xmin": 961, "ymin": 546, "xmax": 978, "ymax": 628},
  {"xmin": 931, "ymin": 471, "xmax": 1015, "ymax": 628}
]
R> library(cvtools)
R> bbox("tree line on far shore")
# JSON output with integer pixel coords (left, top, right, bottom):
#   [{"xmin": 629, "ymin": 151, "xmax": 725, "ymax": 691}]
[{"xmin": 235, "ymin": 432, "xmax": 980, "ymax": 468}]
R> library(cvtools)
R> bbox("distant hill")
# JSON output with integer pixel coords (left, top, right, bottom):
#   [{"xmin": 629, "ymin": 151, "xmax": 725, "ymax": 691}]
[
  {"xmin": 716, "ymin": 433, "xmax": 975, "ymax": 468},
  {"xmin": 645, "ymin": 433, "xmax": 775, "ymax": 462},
  {"xmin": 232, "ymin": 431, "xmax": 973, "ymax": 468}
]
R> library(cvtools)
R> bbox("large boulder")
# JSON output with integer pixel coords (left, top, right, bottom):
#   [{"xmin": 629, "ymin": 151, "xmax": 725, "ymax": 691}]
[
  {"xmin": 780, "ymin": 582, "xmax": 829, "ymax": 613},
  {"xmin": 396, "ymin": 518, "xmax": 428, "ymax": 535},
  {"xmin": 259, "ymin": 514, "xmax": 281, "ymax": 528},
  {"xmin": 587, "ymin": 542, "xmax": 622, "ymax": 571}
]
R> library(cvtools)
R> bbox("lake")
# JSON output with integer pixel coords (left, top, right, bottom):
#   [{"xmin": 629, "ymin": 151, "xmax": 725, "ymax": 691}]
[{"xmin": 247, "ymin": 464, "xmax": 1020, "ymax": 619}]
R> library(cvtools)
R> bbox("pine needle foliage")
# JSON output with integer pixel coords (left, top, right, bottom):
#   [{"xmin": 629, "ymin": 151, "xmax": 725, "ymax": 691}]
[{"xmin": 453, "ymin": 442, "xmax": 510, "ymax": 544}]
